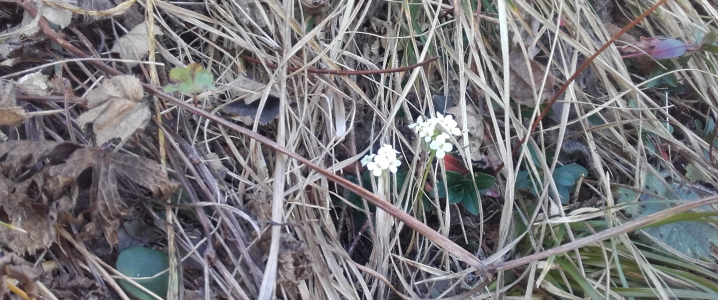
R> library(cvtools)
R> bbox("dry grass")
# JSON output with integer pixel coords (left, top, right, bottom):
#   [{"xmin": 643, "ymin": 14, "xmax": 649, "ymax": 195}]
[
  {"xmin": 5, "ymin": 0, "xmax": 718, "ymax": 298},
  {"xmin": 139, "ymin": 0, "xmax": 718, "ymax": 297}
]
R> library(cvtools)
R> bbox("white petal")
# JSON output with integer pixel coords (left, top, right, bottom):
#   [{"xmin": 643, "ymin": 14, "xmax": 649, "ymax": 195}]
[
  {"xmin": 372, "ymin": 168, "xmax": 383, "ymax": 176},
  {"xmin": 429, "ymin": 140, "xmax": 440, "ymax": 150},
  {"xmin": 442, "ymin": 142, "xmax": 453, "ymax": 152},
  {"xmin": 389, "ymin": 165, "xmax": 397, "ymax": 173},
  {"xmin": 435, "ymin": 149, "xmax": 446, "ymax": 158},
  {"xmin": 394, "ymin": 159, "xmax": 402, "ymax": 167}
]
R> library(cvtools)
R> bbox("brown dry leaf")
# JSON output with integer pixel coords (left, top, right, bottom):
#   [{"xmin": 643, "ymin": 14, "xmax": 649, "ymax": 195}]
[
  {"xmin": 0, "ymin": 141, "xmax": 177, "ymax": 252},
  {"xmin": 20, "ymin": 0, "xmax": 73, "ymax": 35},
  {"xmin": 508, "ymin": 49, "xmax": 555, "ymax": 107},
  {"xmin": 0, "ymin": 253, "xmax": 42, "ymax": 299},
  {"xmin": 110, "ymin": 21, "xmax": 163, "ymax": 68},
  {"xmin": 16, "ymin": 71, "xmax": 53, "ymax": 96},
  {"xmin": 0, "ymin": 80, "xmax": 27, "ymax": 126},
  {"xmin": 220, "ymin": 76, "xmax": 282, "ymax": 125},
  {"xmin": 445, "ymin": 105, "xmax": 484, "ymax": 161},
  {"xmin": 77, "ymin": 75, "xmax": 149, "ymax": 145}
]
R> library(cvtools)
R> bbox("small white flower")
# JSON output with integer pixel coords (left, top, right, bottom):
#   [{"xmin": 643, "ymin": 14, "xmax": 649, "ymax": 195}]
[
  {"xmin": 387, "ymin": 158, "xmax": 401, "ymax": 173},
  {"xmin": 429, "ymin": 133, "xmax": 453, "ymax": 158},
  {"xmin": 361, "ymin": 154, "xmax": 375, "ymax": 166},
  {"xmin": 436, "ymin": 112, "xmax": 462, "ymax": 136},
  {"xmin": 408, "ymin": 116, "xmax": 424, "ymax": 131},
  {"xmin": 363, "ymin": 144, "xmax": 401, "ymax": 176}
]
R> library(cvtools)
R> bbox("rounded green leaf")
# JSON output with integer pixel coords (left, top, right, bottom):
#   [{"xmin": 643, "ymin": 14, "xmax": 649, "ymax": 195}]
[
  {"xmin": 447, "ymin": 185, "xmax": 466, "ymax": 204},
  {"xmin": 559, "ymin": 164, "xmax": 587, "ymax": 180},
  {"xmin": 552, "ymin": 169, "xmax": 575, "ymax": 187},
  {"xmin": 116, "ymin": 246, "xmax": 170, "ymax": 300},
  {"xmin": 471, "ymin": 173, "xmax": 496, "ymax": 190},
  {"xmin": 461, "ymin": 189, "xmax": 480, "ymax": 215},
  {"xmin": 444, "ymin": 171, "xmax": 466, "ymax": 184}
]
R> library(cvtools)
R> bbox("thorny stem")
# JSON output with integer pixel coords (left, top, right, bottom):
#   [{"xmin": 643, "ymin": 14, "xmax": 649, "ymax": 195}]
[
  {"xmin": 240, "ymin": 54, "xmax": 439, "ymax": 75},
  {"xmin": 492, "ymin": 0, "xmax": 670, "ymax": 177}
]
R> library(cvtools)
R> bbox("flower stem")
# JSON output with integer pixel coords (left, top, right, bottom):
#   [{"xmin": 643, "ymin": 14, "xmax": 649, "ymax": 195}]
[{"xmin": 415, "ymin": 152, "xmax": 436, "ymax": 214}]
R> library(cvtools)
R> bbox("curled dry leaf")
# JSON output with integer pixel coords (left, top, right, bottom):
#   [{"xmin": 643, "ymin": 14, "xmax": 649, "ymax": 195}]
[
  {"xmin": 110, "ymin": 21, "xmax": 163, "ymax": 68},
  {"xmin": 77, "ymin": 75, "xmax": 149, "ymax": 145},
  {"xmin": 445, "ymin": 105, "xmax": 485, "ymax": 161},
  {"xmin": 508, "ymin": 49, "xmax": 556, "ymax": 107},
  {"xmin": 0, "ymin": 80, "xmax": 27, "ymax": 126},
  {"xmin": 0, "ymin": 141, "xmax": 178, "ymax": 253}
]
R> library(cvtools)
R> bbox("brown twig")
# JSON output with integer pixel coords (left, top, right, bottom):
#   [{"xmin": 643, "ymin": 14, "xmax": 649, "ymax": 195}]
[
  {"xmin": 492, "ymin": 0, "xmax": 669, "ymax": 177},
  {"xmin": 17, "ymin": 95, "xmax": 88, "ymax": 105},
  {"xmin": 239, "ymin": 54, "xmax": 439, "ymax": 75}
]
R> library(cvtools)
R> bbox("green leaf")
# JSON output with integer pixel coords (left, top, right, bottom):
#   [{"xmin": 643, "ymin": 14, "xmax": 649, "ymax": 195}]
[
  {"xmin": 557, "ymin": 184, "xmax": 571, "ymax": 204},
  {"xmin": 116, "ymin": 246, "xmax": 170, "ymax": 300},
  {"xmin": 461, "ymin": 187, "xmax": 480, "ymax": 215},
  {"xmin": 515, "ymin": 170, "xmax": 531, "ymax": 190},
  {"xmin": 700, "ymin": 31, "xmax": 717, "ymax": 45},
  {"xmin": 471, "ymin": 173, "xmax": 496, "ymax": 190},
  {"xmin": 559, "ymin": 164, "xmax": 588, "ymax": 181},
  {"xmin": 554, "ymin": 257, "xmax": 606, "ymax": 300},
  {"xmin": 552, "ymin": 169, "xmax": 575, "ymax": 186},
  {"xmin": 447, "ymin": 185, "xmax": 466, "ymax": 204},
  {"xmin": 702, "ymin": 43, "xmax": 718, "ymax": 54},
  {"xmin": 685, "ymin": 163, "xmax": 709, "ymax": 183},
  {"xmin": 164, "ymin": 63, "xmax": 215, "ymax": 95},
  {"xmin": 636, "ymin": 183, "xmax": 718, "ymax": 261},
  {"xmin": 444, "ymin": 171, "xmax": 466, "ymax": 184}
]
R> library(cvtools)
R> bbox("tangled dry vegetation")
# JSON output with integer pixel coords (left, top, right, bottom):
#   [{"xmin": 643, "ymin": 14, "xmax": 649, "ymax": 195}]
[{"xmin": 2, "ymin": 0, "xmax": 718, "ymax": 298}]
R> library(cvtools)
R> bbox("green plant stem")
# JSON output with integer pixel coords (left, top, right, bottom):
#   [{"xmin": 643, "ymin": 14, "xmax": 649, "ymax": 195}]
[{"xmin": 415, "ymin": 152, "xmax": 436, "ymax": 213}]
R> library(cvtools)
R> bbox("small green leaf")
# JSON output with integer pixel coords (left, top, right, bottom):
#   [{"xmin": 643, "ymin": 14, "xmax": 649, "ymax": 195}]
[
  {"xmin": 685, "ymin": 163, "xmax": 708, "ymax": 183},
  {"xmin": 552, "ymin": 169, "xmax": 575, "ymax": 187},
  {"xmin": 462, "ymin": 189, "xmax": 480, "ymax": 215},
  {"xmin": 558, "ymin": 164, "xmax": 588, "ymax": 180},
  {"xmin": 699, "ymin": 31, "xmax": 717, "ymax": 45},
  {"xmin": 116, "ymin": 247, "xmax": 170, "ymax": 300},
  {"xmin": 471, "ymin": 173, "xmax": 496, "ymax": 190},
  {"xmin": 702, "ymin": 43, "xmax": 718, "ymax": 54},
  {"xmin": 444, "ymin": 171, "xmax": 466, "ymax": 184},
  {"xmin": 164, "ymin": 63, "xmax": 215, "ymax": 95},
  {"xmin": 515, "ymin": 170, "xmax": 531, "ymax": 190},
  {"xmin": 436, "ymin": 181, "xmax": 447, "ymax": 198},
  {"xmin": 447, "ymin": 185, "xmax": 466, "ymax": 204},
  {"xmin": 557, "ymin": 184, "xmax": 571, "ymax": 204}
]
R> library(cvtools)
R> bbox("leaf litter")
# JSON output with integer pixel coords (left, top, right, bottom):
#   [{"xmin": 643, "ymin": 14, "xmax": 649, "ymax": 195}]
[
  {"xmin": 0, "ymin": 140, "xmax": 177, "ymax": 253},
  {"xmin": 76, "ymin": 75, "xmax": 150, "ymax": 145}
]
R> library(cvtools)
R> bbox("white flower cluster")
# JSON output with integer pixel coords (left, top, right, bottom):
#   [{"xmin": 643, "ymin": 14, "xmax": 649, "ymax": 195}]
[
  {"xmin": 408, "ymin": 112, "xmax": 461, "ymax": 158},
  {"xmin": 361, "ymin": 144, "xmax": 402, "ymax": 176}
]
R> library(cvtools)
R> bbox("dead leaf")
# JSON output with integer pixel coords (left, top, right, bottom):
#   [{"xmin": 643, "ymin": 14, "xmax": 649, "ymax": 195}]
[
  {"xmin": 0, "ymin": 141, "xmax": 178, "ymax": 252},
  {"xmin": 446, "ymin": 105, "xmax": 485, "ymax": 161},
  {"xmin": 0, "ymin": 80, "xmax": 27, "ymax": 126},
  {"xmin": 110, "ymin": 21, "xmax": 163, "ymax": 68},
  {"xmin": 0, "ymin": 253, "xmax": 41, "ymax": 299},
  {"xmin": 16, "ymin": 71, "xmax": 53, "ymax": 96},
  {"xmin": 509, "ymin": 49, "xmax": 555, "ymax": 107},
  {"xmin": 220, "ymin": 76, "xmax": 282, "ymax": 125},
  {"xmin": 20, "ymin": 0, "xmax": 73, "ymax": 35},
  {"xmin": 77, "ymin": 75, "xmax": 149, "ymax": 145}
]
